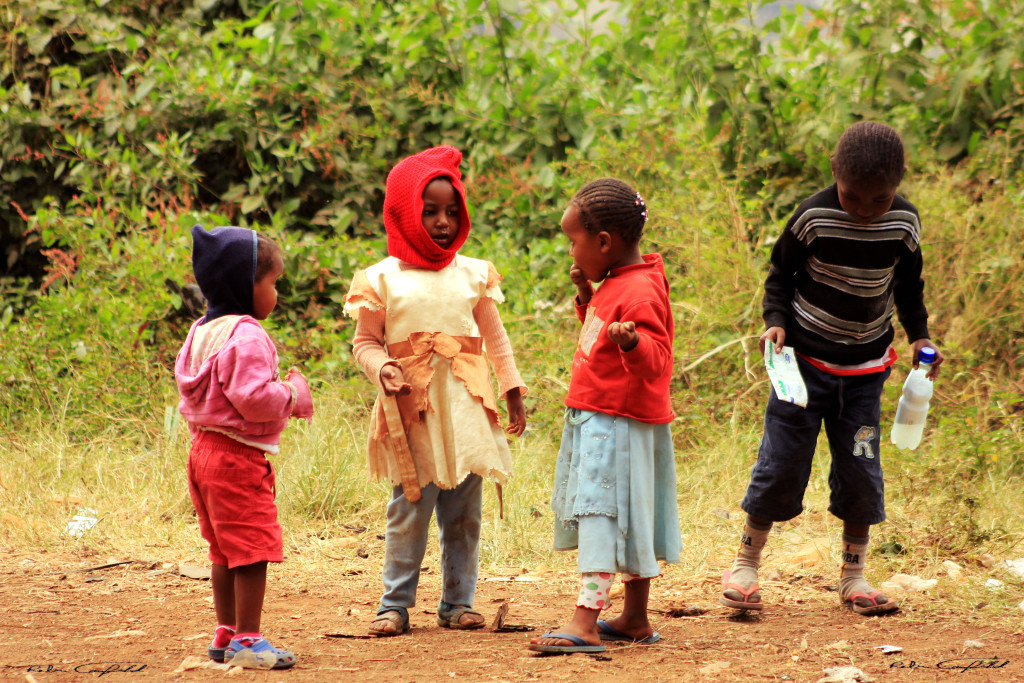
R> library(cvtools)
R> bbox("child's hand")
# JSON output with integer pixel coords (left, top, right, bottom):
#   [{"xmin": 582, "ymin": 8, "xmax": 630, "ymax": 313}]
[
  {"xmin": 760, "ymin": 326, "xmax": 786, "ymax": 354},
  {"xmin": 569, "ymin": 263, "xmax": 589, "ymax": 287},
  {"xmin": 910, "ymin": 338, "xmax": 943, "ymax": 380},
  {"xmin": 608, "ymin": 321, "xmax": 639, "ymax": 351},
  {"xmin": 380, "ymin": 363, "xmax": 411, "ymax": 396},
  {"xmin": 504, "ymin": 387, "xmax": 526, "ymax": 436},
  {"xmin": 285, "ymin": 367, "xmax": 314, "ymax": 420},
  {"xmin": 570, "ymin": 264, "xmax": 594, "ymax": 304}
]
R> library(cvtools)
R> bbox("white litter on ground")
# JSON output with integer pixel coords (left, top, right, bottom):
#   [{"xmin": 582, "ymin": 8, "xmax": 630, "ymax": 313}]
[
  {"xmin": 942, "ymin": 560, "xmax": 962, "ymax": 579},
  {"xmin": 173, "ymin": 656, "xmax": 232, "ymax": 673},
  {"xmin": 881, "ymin": 573, "xmax": 937, "ymax": 592},
  {"xmin": 817, "ymin": 666, "xmax": 876, "ymax": 683},
  {"xmin": 1003, "ymin": 558, "xmax": 1024, "ymax": 580},
  {"xmin": 64, "ymin": 508, "xmax": 99, "ymax": 537},
  {"xmin": 699, "ymin": 661, "xmax": 731, "ymax": 675},
  {"xmin": 875, "ymin": 644, "xmax": 903, "ymax": 654}
]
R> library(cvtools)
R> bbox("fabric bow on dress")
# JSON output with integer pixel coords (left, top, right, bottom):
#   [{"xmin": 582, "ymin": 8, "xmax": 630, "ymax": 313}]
[{"xmin": 372, "ymin": 331, "xmax": 499, "ymax": 442}]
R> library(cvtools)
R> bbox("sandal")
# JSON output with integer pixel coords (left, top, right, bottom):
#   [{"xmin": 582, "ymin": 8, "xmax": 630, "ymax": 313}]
[
  {"xmin": 842, "ymin": 590, "xmax": 899, "ymax": 616},
  {"xmin": 207, "ymin": 625, "xmax": 235, "ymax": 662},
  {"xmin": 369, "ymin": 605, "xmax": 410, "ymax": 636},
  {"xmin": 207, "ymin": 643, "xmax": 227, "ymax": 663},
  {"xmin": 224, "ymin": 637, "xmax": 296, "ymax": 670},
  {"xmin": 528, "ymin": 632, "xmax": 607, "ymax": 654},
  {"xmin": 719, "ymin": 569, "xmax": 764, "ymax": 610},
  {"xmin": 436, "ymin": 601, "xmax": 485, "ymax": 630}
]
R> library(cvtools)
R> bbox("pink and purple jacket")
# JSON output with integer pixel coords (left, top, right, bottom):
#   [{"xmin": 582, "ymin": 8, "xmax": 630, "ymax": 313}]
[{"xmin": 174, "ymin": 315, "xmax": 313, "ymax": 453}]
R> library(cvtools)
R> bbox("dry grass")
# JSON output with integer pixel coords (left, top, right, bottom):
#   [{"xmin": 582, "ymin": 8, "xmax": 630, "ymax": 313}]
[
  {"xmin": 3, "ymin": 369, "xmax": 1023, "ymax": 632},
  {"xmin": 2, "ymin": 145, "xmax": 1023, "ymax": 634}
]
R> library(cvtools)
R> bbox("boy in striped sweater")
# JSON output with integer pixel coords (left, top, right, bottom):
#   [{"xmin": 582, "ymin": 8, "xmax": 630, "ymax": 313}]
[{"xmin": 721, "ymin": 122, "xmax": 944, "ymax": 616}]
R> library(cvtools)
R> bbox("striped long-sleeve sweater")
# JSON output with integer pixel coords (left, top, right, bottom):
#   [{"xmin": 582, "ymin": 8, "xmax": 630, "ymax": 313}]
[{"xmin": 762, "ymin": 184, "xmax": 931, "ymax": 366}]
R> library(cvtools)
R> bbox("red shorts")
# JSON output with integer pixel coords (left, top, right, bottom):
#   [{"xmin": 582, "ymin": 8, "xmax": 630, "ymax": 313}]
[{"xmin": 187, "ymin": 430, "xmax": 284, "ymax": 568}]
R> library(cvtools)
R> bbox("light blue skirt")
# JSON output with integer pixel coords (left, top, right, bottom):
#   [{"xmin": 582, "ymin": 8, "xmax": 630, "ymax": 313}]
[{"xmin": 551, "ymin": 409, "xmax": 681, "ymax": 577}]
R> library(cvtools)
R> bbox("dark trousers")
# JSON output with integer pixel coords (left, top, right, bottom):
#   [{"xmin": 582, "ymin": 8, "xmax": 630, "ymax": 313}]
[{"xmin": 741, "ymin": 357, "xmax": 890, "ymax": 525}]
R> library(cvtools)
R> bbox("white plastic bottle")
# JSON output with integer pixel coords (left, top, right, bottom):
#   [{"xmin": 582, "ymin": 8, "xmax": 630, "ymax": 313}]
[{"xmin": 890, "ymin": 347, "xmax": 937, "ymax": 450}]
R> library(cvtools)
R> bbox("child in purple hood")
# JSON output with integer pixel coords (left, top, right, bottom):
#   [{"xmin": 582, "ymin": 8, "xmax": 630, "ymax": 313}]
[{"xmin": 175, "ymin": 226, "xmax": 313, "ymax": 669}]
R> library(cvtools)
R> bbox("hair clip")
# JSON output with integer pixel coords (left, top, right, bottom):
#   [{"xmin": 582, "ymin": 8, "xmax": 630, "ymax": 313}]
[{"xmin": 634, "ymin": 192, "xmax": 648, "ymax": 223}]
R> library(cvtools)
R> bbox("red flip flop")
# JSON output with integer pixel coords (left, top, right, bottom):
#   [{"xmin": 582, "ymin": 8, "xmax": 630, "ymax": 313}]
[
  {"xmin": 719, "ymin": 569, "xmax": 764, "ymax": 610},
  {"xmin": 842, "ymin": 590, "xmax": 899, "ymax": 616}
]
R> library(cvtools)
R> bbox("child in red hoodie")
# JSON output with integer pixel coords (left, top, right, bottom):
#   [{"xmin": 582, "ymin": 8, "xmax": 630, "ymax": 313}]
[
  {"xmin": 175, "ymin": 226, "xmax": 313, "ymax": 669},
  {"xmin": 530, "ymin": 178, "xmax": 680, "ymax": 654}
]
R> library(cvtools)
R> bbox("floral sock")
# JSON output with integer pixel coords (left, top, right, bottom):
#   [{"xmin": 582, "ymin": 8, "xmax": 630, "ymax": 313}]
[
  {"xmin": 577, "ymin": 572, "xmax": 614, "ymax": 610},
  {"xmin": 839, "ymin": 534, "xmax": 886, "ymax": 602},
  {"xmin": 212, "ymin": 625, "xmax": 236, "ymax": 648},
  {"xmin": 728, "ymin": 516, "xmax": 772, "ymax": 591}
]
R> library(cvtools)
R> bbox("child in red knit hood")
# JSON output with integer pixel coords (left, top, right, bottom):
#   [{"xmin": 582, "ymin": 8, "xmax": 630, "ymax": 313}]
[{"xmin": 344, "ymin": 146, "xmax": 527, "ymax": 636}]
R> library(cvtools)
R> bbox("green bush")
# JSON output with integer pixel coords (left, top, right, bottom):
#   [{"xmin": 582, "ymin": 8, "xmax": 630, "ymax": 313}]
[
  {"xmin": 6, "ymin": 0, "xmax": 1024, "ymax": 290},
  {"xmin": 2, "ymin": 0, "xmax": 1023, "ymax": 473}
]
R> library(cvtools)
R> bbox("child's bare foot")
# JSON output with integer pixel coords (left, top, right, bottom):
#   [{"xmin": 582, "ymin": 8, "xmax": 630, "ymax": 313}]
[
  {"xmin": 529, "ymin": 622, "xmax": 606, "ymax": 653},
  {"xmin": 596, "ymin": 615, "xmax": 657, "ymax": 642},
  {"xmin": 528, "ymin": 605, "xmax": 605, "ymax": 652},
  {"xmin": 529, "ymin": 623, "xmax": 601, "ymax": 648}
]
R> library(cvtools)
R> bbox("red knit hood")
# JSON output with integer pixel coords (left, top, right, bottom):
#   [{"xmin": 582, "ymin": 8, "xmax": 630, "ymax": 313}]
[{"xmin": 383, "ymin": 146, "xmax": 470, "ymax": 270}]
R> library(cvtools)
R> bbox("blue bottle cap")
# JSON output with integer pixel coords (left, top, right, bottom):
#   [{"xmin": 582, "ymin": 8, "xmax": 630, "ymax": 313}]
[{"xmin": 918, "ymin": 347, "xmax": 937, "ymax": 365}]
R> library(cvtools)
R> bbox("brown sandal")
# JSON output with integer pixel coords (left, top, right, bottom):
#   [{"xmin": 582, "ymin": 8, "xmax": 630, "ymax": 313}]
[
  {"xmin": 436, "ymin": 601, "xmax": 484, "ymax": 629},
  {"xmin": 369, "ymin": 606, "xmax": 410, "ymax": 636}
]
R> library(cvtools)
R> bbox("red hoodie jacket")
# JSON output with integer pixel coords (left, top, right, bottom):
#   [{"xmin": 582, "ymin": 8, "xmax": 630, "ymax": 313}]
[{"xmin": 566, "ymin": 253, "xmax": 675, "ymax": 424}]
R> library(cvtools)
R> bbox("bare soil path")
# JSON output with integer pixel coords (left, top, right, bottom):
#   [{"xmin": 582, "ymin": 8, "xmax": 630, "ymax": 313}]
[{"xmin": 2, "ymin": 549, "xmax": 1022, "ymax": 682}]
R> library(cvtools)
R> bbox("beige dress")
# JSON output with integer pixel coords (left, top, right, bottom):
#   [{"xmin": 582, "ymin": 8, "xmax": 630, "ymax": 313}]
[{"xmin": 343, "ymin": 255, "xmax": 524, "ymax": 489}]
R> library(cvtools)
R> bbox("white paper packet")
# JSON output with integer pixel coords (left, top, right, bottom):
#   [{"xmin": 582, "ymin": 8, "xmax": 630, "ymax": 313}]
[{"xmin": 764, "ymin": 345, "xmax": 808, "ymax": 408}]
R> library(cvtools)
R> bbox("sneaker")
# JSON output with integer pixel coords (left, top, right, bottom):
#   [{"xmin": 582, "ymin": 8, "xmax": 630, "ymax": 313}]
[{"xmin": 224, "ymin": 637, "xmax": 297, "ymax": 670}]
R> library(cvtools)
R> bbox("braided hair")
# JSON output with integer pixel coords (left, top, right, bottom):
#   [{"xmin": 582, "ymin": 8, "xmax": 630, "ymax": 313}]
[
  {"xmin": 570, "ymin": 178, "xmax": 648, "ymax": 244},
  {"xmin": 831, "ymin": 121, "xmax": 905, "ymax": 187}
]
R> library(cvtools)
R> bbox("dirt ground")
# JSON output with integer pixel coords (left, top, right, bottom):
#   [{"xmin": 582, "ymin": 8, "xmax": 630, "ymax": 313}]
[{"xmin": 2, "ymin": 549, "xmax": 1022, "ymax": 683}]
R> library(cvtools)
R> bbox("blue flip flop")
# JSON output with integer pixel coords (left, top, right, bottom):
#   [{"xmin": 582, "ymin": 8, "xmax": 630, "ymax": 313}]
[
  {"xmin": 528, "ymin": 632, "xmax": 607, "ymax": 654},
  {"xmin": 596, "ymin": 619, "xmax": 661, "ymax": 644}
]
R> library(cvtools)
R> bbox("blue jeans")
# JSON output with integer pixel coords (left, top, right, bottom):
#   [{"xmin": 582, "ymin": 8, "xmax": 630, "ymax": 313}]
[
  {"xmin": 741, "ymin": 357, "xmax": 890, "ymax": 525},
  {"xmin": 380, "ymin": 474, "xmax": 482, "ymax": 609}
]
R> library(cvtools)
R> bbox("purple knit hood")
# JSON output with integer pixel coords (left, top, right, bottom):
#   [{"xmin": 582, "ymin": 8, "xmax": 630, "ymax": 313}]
[{"xmin": 191, "ymin": 224, "xmax": 256, "ymax": 321}]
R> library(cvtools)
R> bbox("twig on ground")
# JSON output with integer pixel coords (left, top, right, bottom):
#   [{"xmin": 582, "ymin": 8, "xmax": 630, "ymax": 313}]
[{"xmin": 47, "ymin": 560, "xmax": 134, "ymax": 576}]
